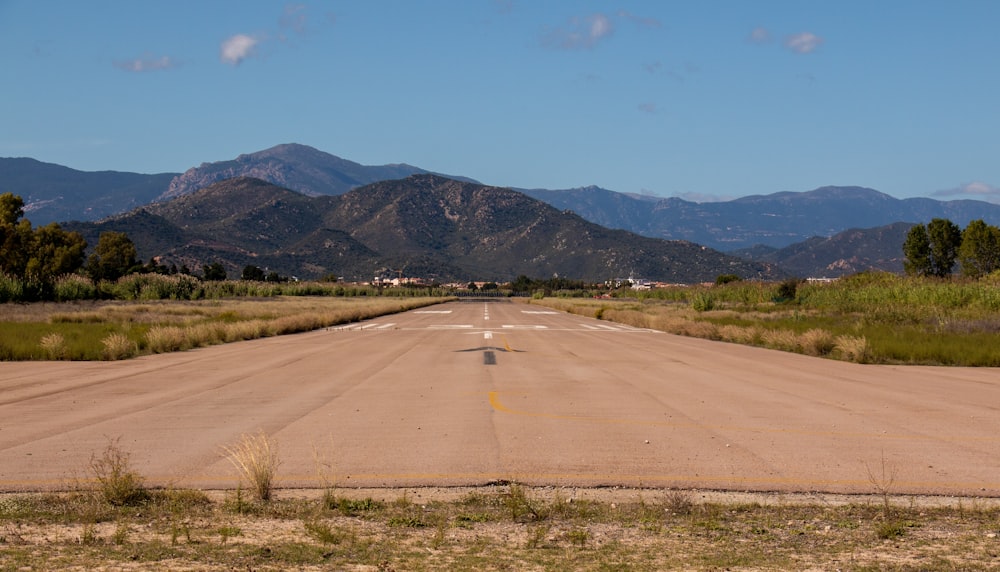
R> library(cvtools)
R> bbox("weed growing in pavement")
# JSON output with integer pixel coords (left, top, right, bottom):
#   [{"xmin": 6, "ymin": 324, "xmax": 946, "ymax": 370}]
[{"xmin": 223, "ymin": 431, "xmax": 281, "ymax": 502}]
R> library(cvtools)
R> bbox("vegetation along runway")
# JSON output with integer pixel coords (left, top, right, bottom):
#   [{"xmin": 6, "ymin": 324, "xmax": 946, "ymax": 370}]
[{"xmin": 1, "ymin": 299, "xmax": 998, "ymax": 496}]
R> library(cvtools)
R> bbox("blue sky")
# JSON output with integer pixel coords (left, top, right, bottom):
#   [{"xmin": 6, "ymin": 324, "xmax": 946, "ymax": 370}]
[{"xmin": 2, "ymin": 1, "xmax": 999, "ymax": 202}]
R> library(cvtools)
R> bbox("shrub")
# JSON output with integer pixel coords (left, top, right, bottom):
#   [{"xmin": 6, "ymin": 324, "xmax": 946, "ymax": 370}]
[
  {"xmin": 775, "ymin": 279, "xmax": 801, "ymax": 302},
  {"xmin": 760, "ymin": 329, "xmax": 799, "ymax": 352},
  {"xmin": 39, "ymin": 332, "xmax": 67, "ymax": 360},
  {"xmin": 223, "ymin": 431, "xmax": 280, "ymax": 502},
  {"xmin": 145, "ymin": 325, "xmax": 187, "ymax": 353},
  {"xmin": 715, "ymin": 274, "xmax": 742, "ymax": 285},
  {"xmin": 799, "ymin": 328, "xmax": 836, "ymax": 356},
  {"xmin": 101, "ymin": 332, "xmax": 137, "ymax": 360},
  {"xmin": 834, "ymin": 335, "xmax": 870, "ymax": 363},
  {"xmin": 53, "ymin": 274, "xmax": 97, "ymax": 301},
  {"xmin": 0, "ymin": 273, "xmax": 24, "ymax": 302},
  {"xmin": 90, "ymin": 438, "xmax": 149, "ymax": 506},
  {"xmin": 691, "ymin": 292, "xmax": 715, "ymax": 312}
]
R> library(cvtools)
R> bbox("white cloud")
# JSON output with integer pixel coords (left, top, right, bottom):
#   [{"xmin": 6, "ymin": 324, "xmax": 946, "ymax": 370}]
[
  {"xmin": 933, "ymin": 181, "xmax": 1000, "ymax": 202},
  {"xmin": 543, "ymin": 13, "xmax": 614, "ymax": 49},
  {"xmin": 220, "ymin": 34, "xmax": 260, "ymax": 65},
  {"xmin": 114, "ymin": 54, "xmax": 178, "ymax": 73},
  {"xmin": 784, "ymin": 32, "xmax": 823, "ymax": 54}
]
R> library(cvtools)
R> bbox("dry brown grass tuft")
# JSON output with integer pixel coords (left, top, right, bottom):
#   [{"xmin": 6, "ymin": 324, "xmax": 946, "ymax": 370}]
[
  {"xmin": 717, "ymin": 324, "xmax": 762, "ymax": 345},
  {"xmin": 760, "ymin": 329, "xmax": 799, "ymax": 352},
  {"xmin": 800, "ymin": 328, "xmax": 836, "ymax": 356},
  {"xmin": 100, "ymin": 333, "xmax": 137, "ymax": 360},
  {"xmin": 223, "ymin": 431, "xmax": 281, "ymax": 502},
  {"xmin": 834, "ymin": 335, "xmax": 871, "ymax": 363},
  {"xmin": 144, "ymin": 325, "xmax": 187, "ymax": 353},
  {"xmin": 39, "ymin": 332, "xmax": 68, "ymax": 360}
]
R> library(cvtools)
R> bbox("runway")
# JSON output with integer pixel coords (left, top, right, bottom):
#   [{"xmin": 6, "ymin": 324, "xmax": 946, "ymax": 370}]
[{"xmin": 1, "ymin": 299, "xmax": 998, "ymax": 496}]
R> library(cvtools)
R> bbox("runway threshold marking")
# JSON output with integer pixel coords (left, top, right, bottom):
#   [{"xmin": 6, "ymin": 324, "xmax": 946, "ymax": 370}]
[{"xmin": 487, "ymin": 392, "xmax": 997, "ymax": 443}]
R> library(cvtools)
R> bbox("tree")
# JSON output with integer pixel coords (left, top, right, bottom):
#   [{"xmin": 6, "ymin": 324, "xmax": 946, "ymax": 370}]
[
  {"xmin": 0, "ymin": 193, "xmax": 87, "ymax": 283},
  {"xmin": 902, "ymin": 224, "xmax": 931, "ymax": 276},
  {"xmin": 242, "ymin": 264, "xmax": 266, "ymax": 281},
  {"xmin": 0, "ymin": 218, "xmax": 33, "ymax": 278},
  {"xmin": 25, "ymin": 223, "xmax": 87, "ymax": 282},
  {"xmin": 0, "ymin": 193, "xmax": 25, "ymax": 225},
  {"xmin": 203, "ymin": 262, "xmax": 227, "ymax": 281},
  {"xmin": 86, "ymin": 231, "xmax": 138, "ymax": 282},
  {"xmin": 958, "ymin": 219, "xmax": 1000, "ymax": 278},
  {"xmin": 926, "ymin": 218, "xmax": 962, "ymax": 277}
]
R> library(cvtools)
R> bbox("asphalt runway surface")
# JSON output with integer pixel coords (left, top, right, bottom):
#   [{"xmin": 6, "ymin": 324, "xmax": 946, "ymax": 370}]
[{"xmin": 1, "ymin": 299, "xmax": 999, "ymax": 496}]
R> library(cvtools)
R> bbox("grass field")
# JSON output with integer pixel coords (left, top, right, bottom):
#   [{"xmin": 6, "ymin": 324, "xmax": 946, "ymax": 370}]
[
  {"xmin": 0, "ymin": 296, "xmax": 448, "ymax": 361},
  {"xmin": 3, "ymin": 484, "xmax": 999, "ymax": 571},
  {"xmin": 535, "ymin": 273, "xmax": 1000, "ymax": 366}
]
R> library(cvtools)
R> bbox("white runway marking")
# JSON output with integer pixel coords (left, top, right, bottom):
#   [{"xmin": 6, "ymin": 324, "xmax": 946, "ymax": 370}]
[
  {"xmin": 502, "ymin": 325, "xmax": 548, "ymax": 329},
  {"xmin": 415, "ymin": 310, "xmax": 453, "ymax": 314},
  {"xmin": 522, "ymin": 310, "xmax": 558, "ymax": 315}
]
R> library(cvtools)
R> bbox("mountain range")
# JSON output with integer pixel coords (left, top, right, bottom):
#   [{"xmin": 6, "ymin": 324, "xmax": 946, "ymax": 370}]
[
  {"xmin": 5, "ymin": 142, "xmax": 1000, "ymax": 279},
  {"xmin": 64, "ymin": 175, "xmax": 777, "ymax": 283},
  {"xmin": 521, "ymin": 185, "xmax": 1000, "ymax": 251}
]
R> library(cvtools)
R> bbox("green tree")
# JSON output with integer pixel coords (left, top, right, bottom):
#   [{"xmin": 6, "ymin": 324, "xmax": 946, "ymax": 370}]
[
  {"xmin": 927, "ymin": 218, "xmax": 962, "ymax": 277},
  {"xmin": 902, "ymin": 224, "xmax": 931, "ymax": 276},
  {"xmin": 0, "ymin": 194, "xmax": 87, "ymax": 283},
  {"xmin": 25, "ymin": 223, "xmax": 87, "ymax": 282},
  {"xmin": 0, "ymin": 218, "xmax": 33, "ymax": 277},
  {"xmin": 203, "ymin": 262, "xmax": 227, "ymax": 281},
  {"xmin": 0, "ymin": 193, "xmax": 25, "ymax": 225},
  {"xmin": 958, "ymin": 219, "xmax": 1000, "ymax": 278},
  {"xmin": 86, "ymin": 231, "xmax": 138, "ymax": 282},
  {"xmin": 241, "ymin": 264, "xmax": 266, "ymax": 281}
]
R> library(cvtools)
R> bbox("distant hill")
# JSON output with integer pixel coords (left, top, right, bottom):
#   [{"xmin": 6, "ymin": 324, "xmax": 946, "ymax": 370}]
[
  {"xmin": 65, "ymin": 175, "xmax": 779, "ymax": 283},
  {"xmin": 732, "ymin": 222, "xmax": 914, "ymax": 278},
  {"xmin": 159, "ymin": 143, "xmax": 478, "ymax": 201},
  {"xmin": 0, "ymin": 158, "xmax": 176, "ymax": 225},
  {"xmin": 526, "ymin": 185, "xmax": 1000, "ymax": 251}
]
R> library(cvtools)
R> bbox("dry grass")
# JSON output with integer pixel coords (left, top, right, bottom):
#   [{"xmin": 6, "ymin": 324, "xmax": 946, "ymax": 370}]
[
  {"xmin": 530, "ymin": 298, "xmax": 878, "ymax": 364},
  {"xmin": 100, "ymin": 332, "xmax": 137, "ymax": 360},
  {"xmin": 3, "ymin": 296, "xmax": 445, "ymax": 361},
  {"xmin": 835, "ymin": 334, "xmax": 871, "ymax": 363},
  {"xmin": 88, "ymin": 438, "xmax": 149, "ymax": 506},
  {"xmin": 3, "ymin": 486, "xmax": 999, "ymax": 571},
  {"xmin": 223, "ymin": 431, "xmax": 281, "ymax": 502},
  {"xmin": 38, "ymin": 332, "xmax": 67, "ymax": 360}
]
